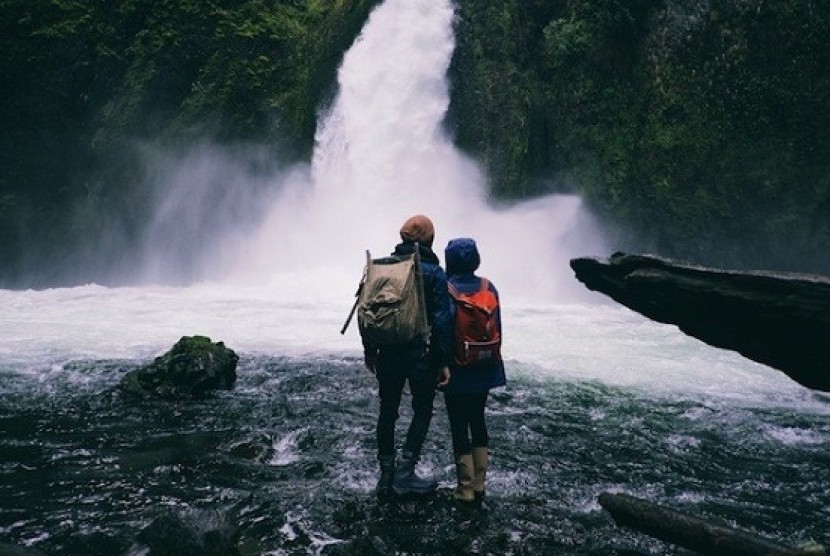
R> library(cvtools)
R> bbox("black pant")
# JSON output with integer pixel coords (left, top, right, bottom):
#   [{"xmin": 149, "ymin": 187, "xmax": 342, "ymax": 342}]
[
  {"xmin": 445, "ymin": 392, "xmax": 489, "ymax": 455},
  {"xmin": 376, "ymin": 371, "xmax": 436, "ymax": 458}
]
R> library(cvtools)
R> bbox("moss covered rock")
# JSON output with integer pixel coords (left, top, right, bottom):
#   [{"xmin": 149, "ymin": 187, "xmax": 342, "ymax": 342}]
[{"xmin": 119, "ymin": 335, "xmax": 239, "ymax": 399}]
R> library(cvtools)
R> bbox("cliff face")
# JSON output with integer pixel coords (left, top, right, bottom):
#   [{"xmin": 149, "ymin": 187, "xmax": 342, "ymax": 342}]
[
  {"xmin": 450, "ymin": 0, "xmax": 830, "ymax": 273},
  {"xmin": 2, "ymin": 1, "xmax": 829, "ymax": 286}
]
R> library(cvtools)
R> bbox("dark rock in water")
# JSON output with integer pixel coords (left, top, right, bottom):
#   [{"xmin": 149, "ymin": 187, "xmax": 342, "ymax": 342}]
[
  {"xmin": 570, "ymin": 252, "xmax": 830, "ymax": 392},
  {"xmin": 224, "ymin": 432, "xmax": 274, "ymax": 462},
  {"xmin": 0, "ymin": 543, "xmax": 49, "ymax": 556},
  {"xmin": 132, "ymin": 509, "xmax": 241, "ymax": 556},
  {"xmin": 323, "ymin": 490, "xmax": 504, "ymax": 556},
  {"xmin": 119, "ymin": 335, "xmax": 239, "ymax": 399}
]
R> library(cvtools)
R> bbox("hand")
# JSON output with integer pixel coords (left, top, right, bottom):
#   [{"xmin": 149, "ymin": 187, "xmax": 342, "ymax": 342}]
[
  {"xmin": 364, "ymin": 352, "xmax": 377, "ymax": 374},
  {"xmin": 436, "ymin": 366, "xmax": 450, "ymax": 389}
]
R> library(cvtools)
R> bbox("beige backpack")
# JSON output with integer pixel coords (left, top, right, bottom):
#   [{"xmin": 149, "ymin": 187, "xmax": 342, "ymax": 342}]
[{"xmin": 342, "ymin": 247, "xmax": 429, "ymax": 346}]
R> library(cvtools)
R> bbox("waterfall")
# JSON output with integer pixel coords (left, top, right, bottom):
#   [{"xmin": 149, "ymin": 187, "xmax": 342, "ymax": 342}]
[{"xmin": 225, "ymin": 0, "xmax": 608, "ymax": 301}]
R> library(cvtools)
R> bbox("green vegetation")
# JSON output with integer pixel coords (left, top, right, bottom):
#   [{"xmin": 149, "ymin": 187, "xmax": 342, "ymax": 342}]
[
  {"xmin": 451, "ymin": 0, "xmax": 830, "ymax": 271},
  {"xmin": 1, "ymin": 0, "xmax": 829, "ymax": 285},
  {"xmin": 0, "ymin": 0, "xmax": 379, "ymax": 286}
]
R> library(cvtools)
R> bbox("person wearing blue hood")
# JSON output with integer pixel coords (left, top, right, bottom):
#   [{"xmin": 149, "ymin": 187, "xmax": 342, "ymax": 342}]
[{"xmin": 443, "ymin": 237, "xmax": 506, "ymax": 503}]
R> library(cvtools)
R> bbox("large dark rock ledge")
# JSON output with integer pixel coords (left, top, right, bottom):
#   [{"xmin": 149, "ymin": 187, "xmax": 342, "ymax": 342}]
[{"xmin": 570, "ymin": 252, "xmax": 830, "ymax": 393}]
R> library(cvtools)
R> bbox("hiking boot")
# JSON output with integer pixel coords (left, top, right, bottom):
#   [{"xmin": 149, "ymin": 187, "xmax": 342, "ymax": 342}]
[
  {"xmin": 472, "ymin": 447, "xmax": 489, "ymax": 501},
  {"xmin": 454, "ymin": 453, "xmax": 475, "ymax": 503},
  {"xmin": 376, "ymin": 454, "xmax": 396, "ymax": 496},
  {"xmin": 392, "ymin": 452, "xmax": 437, "ymax": 495}
]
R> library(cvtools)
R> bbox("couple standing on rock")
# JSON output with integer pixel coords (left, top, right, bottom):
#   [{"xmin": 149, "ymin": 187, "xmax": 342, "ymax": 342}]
[{"xmin": 359, "ymin": 214, "xmax": 506, "ymax": 503}]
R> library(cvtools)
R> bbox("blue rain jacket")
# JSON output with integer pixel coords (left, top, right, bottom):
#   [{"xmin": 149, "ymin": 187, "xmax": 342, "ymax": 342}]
[{"xmin": 444, "ymin": 238, "xmax": 506, "ymax": 394}]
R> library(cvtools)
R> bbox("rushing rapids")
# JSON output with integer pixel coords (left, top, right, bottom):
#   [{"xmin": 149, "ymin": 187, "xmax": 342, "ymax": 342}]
[{"xmin": 0, "ymin": 286, "xmax": 828, "ymax": 554}]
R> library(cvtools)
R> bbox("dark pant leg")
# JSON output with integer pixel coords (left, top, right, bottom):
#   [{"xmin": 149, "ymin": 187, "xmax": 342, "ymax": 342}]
[
  {"xmin": 377, "ymin": 372, "xmax": 406, "ymax": 457},
  {"xmin": 468, "ymin": 392, "xmax": 489, "ymax": 448},
  {"xmin": 445, "ymin": 392, "xmax": 473, "ymax": 455},
  {"xmin": 446, "ymin": 392, "xmax": 490, "ymax": 453},
  {"xmin": 402, "ymin": 374, "xmax": 436, "ymax": 457}
]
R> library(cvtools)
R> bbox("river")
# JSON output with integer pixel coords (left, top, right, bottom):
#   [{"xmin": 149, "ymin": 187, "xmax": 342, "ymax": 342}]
[{"xmin": 1, "ymin": 0, "xmax": 828, "ymax": 554}]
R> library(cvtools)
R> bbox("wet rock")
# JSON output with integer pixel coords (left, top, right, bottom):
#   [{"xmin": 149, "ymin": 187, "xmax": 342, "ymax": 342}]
[
  {"xmin": 119, "ymin": 431, "xmax": 223, "ymax": 471},
  {"xmin": 324, "ymin": 491, "xmax": 509, "ymax": 555},
  {"xmin": 570, "ymin": 252, "xmax": 830, "ymax": 392},
  {"xmin": 132, "ymin": 509, "xmax": 241, "ymax": 556},
  {"xmin": 119, "ymin": 336, "xmax": 239, "ymax": 399},
  {"xmin": 0, "ymin": 543, "xmax": 49, "ymax": 556},
  {"xmin": 225, "ymin": 432, "xmax": 273, "ymax": 462}
]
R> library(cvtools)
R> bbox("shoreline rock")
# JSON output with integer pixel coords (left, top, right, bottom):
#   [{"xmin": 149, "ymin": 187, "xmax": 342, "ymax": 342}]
[{"xmin": 570, "ymin": 252, "xmax": 830, "ymax": 393}]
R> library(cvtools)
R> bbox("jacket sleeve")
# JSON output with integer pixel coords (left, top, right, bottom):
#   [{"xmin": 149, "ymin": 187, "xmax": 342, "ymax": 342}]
[
  {"xmin": 488, "ymin": 280, "xmax": 503, "ymax": 341},
  {"xmin": 425, "ymin": 265, "xmax": 453, "ymax": 366}
]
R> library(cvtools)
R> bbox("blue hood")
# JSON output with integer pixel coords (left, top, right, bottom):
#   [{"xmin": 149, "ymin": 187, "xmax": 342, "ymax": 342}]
[{"xmin": 445, "ymin": 237, "xmax": 480, "ymax": 276}]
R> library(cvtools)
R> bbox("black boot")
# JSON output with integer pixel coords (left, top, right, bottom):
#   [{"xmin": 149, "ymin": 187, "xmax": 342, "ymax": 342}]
[
  {"xmin": 376, "ymin": 454, "xmax": 396, "ymax": 496},
  {"xmin": 393, "ymin": 452, "xmax": 437, "ymax": 495}
]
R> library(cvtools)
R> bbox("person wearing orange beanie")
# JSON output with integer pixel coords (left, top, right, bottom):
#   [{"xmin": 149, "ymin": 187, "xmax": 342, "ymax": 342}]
[
  {"xmin": 362, "ymin": 214, "xmax": 453, "ymax": 496},
  {"xmin": 398, "ymin": 214, "xmax": 435, "ymax": 247}
]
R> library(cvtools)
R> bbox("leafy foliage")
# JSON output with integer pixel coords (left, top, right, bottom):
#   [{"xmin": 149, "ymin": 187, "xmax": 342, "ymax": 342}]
[
  {"xmin": 450, "ymin": 0, "xmax": 830, "ymax": 271},
  {"xmin": 0, "ymin": 0, "xmax": 379, "ymax": 286}
]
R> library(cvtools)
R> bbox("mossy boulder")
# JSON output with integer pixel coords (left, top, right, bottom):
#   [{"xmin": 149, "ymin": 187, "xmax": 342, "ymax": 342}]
[{"xmin": 119, "ymin": 336, "xmax": 239, "ymax": 399}]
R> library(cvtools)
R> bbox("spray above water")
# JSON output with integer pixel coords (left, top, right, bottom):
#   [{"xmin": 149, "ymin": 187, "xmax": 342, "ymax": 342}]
[{"xmin": 145, "ymin": 0, "xmax": 607, "ymax": 301}]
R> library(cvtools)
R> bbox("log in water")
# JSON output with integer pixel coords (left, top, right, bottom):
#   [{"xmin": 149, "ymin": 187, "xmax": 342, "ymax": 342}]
[{"xmin": 599, "ymin": 492, "xmax": 826, "ymax": 556}]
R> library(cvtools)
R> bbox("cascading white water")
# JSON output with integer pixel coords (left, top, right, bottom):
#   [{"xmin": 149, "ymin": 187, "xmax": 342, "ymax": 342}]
[{"xmin": 226, "ymin": 0, "xmax": 607, "ymax": 302}]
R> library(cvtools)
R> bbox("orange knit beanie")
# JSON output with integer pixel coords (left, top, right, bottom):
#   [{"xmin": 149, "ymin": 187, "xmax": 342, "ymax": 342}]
[{"xmin": 399, "ymin": 214, "xmax": 435, "ymax": 247}]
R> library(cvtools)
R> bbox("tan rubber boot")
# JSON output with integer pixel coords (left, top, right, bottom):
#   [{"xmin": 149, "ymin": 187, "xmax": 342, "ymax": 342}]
[
  {"xmin": 472, "ymin": 447, "xmax": 489, "ymax": 500},
  {"xmin": 454, "ymin": 454, "xmax": 475, "ymax": 502}
]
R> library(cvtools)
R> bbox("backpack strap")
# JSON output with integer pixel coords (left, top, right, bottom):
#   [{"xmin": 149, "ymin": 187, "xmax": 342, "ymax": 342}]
[
  {"xmin": 448, "ymin": 281, "xmax": 461, "ymax": 299},
  {"xmin": 478, "ymin": 277, "xmax": 489, "ymax": 292},
  {"xmin": 339, "ymin": 251, "xmax": 372, "ymax": 335},
  {"xmin": 414, "ymin": 243, "xmax": 430, "ymax": 342}
]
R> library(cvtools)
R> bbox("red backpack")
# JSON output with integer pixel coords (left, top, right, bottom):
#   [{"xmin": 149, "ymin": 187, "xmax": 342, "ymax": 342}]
[{"xmin": 448, "ymin": 278, "xmax": 502, "ymax": 367}]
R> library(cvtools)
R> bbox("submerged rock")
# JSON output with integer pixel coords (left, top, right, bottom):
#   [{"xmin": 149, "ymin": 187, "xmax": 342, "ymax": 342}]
[
  {"xmin": 119, "ymin": 335, "xmax": 239, "ymax": 399},
  {"xmin": 132, "ymin": 509, "xmax": 241, "ymax": 556},
  {"xmin": 0, "ymin": 543, "xmax": 49, "ymax": 556},
  {"xmin": 569, "ymin": 252, "xmax": 830, "ymax": 392}
]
